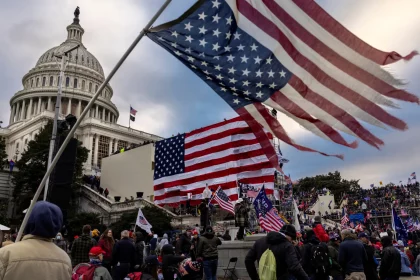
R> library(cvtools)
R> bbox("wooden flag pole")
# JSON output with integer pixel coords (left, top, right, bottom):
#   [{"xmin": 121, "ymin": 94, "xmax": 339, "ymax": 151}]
[{"xmin": 16, "ymin": 0, "xmax": 173, "ymax": 242}]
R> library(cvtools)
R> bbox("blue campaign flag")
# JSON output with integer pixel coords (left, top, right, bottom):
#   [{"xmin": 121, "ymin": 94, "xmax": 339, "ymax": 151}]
[
  {"xmin": 253, "ymin": 186, "xmax": 285, "ymax": 232},
  {"xmin": 349, "ymin": 213, "xmax": 365, "ymax": 223},
  {"xmin": 392, "ymin": 207, "xmax": 408, "ymax": 243}
]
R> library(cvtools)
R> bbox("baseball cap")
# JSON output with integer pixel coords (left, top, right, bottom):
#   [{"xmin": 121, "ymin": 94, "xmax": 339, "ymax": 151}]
[
  {"xmin": 358, "ymin": 232, "xmax": 369, "ymax": 239},
  {"xmin": 89, "ymin": 246, "xmax": 106, "ymax": 256}
]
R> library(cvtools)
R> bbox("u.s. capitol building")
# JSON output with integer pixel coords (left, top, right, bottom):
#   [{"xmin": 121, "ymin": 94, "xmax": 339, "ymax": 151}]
[{"xmin": 0, "ymin": 10, "xmax": 162, "ymax": 172}]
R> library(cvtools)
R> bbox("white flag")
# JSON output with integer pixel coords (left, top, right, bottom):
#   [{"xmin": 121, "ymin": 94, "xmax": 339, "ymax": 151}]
[{"xmin": 136, "ymin": 208, "xmax": 152, "ymax": 234}]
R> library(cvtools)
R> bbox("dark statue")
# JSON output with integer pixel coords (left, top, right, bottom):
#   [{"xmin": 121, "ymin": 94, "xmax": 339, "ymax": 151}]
[{"xmin": 74, "ymin": 6, "xmax": 80, "ymax": 18}]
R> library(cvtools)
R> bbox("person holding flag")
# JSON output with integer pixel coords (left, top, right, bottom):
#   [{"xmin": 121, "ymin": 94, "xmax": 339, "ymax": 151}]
[{"xmin": 234, "ymin": 198, "xmax": 249, "ymax": 240}]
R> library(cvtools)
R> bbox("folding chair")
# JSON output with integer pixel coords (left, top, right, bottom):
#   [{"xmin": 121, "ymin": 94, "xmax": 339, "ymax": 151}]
[{"xmin": 223, "ymin": 257, "xmax": 238, "ymax": 280}]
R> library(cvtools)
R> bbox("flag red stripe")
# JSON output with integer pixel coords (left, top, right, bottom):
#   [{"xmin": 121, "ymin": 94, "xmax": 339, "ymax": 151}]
[
  {"xmin": 214, "ymin": 198, "xmax": 234, "ymax": 213},
  {"xmin": 263, "ymin": 0, "xmax": 419, "ymax": 103},
  {"xmin": 186, "ymin": 117, "xmax": 243, "ymax": 137},
  {"xmin": 271, "ymin": 91, "xmax": 358, "ymax": 148},
  {"xmin": 154, "ymin": 180, "xmax": 273, "ymax": 202},
  {"xmin": 185, "ymin": 138, "xmax": 260, "ymax": 160},
  {"xmin": 154, "ymin": 161, "xmax": 273, "ymax": 191},
  {"xmin": 185, "ymin": 126, "xmax": 253, "ymax": 149},
  {"xmin": 253, "ymin": 103, "xmax": 344, "ymax": 159},
  {"xmin": 185, "ymin": 149, "xmax": 266, "ymax": 172},
  {"xmin": 289, "ymin": 76, "xmax": 386, "ymax": 148},
  {"xmin": 236, "ymin": 107, "xmax": 282, "ymax": 172},
  {"xmin": 291, "ymin": 0, "xmax": 418, "ymax": 66},
  {"xmin": 237, "ymin": 0, "xmax": 409, "ymax": 131}
]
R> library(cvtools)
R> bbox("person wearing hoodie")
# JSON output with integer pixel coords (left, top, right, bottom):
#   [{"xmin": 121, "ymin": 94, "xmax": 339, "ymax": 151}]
[
  {"xmin": 327, "ymin": 232, "xmax": 342, "ymax": 280},
  {"xmin": 197, "ymin": 226, "xmax": 222, "ymax": 280},
  {"xmin": 55, "ymin": 232, "xmax": 68, "ymax": 252},
  {"xmin": 157, "ymin": 233, "xmax": 169, "ymax": 253},
  {"xmin": 338, "ymin": 229, "xmax": 367, "ymax": 280},
  {"xmin": 0, "ymin": 201, "xmax": 72, "ymax": 280},
  {"xmin": 245, "ymin": 224, "xmax": 308, "ymax": 280},
  {"xmin": 134, "ymin": 232, "xmax": 145, "ymax": 270},
  {"xmin": 396, "ymin": 241, "xmax": 412, "ymax": 276},
  {"xmin": 358, "ymin": 233, "xmax": 378, "ymax": 280},
  {"xmin": 149, "ymin": 234, "xmax": 158, "ymax": 255},
  {"xmin": 380, "ymin": 236, "xmax": 401, "ymax": 280},
  {"xmin": 301, "ymin": 229, "xmax": 321, "ymax": 278},
  {"xmin": 71, "ymin": 224, "xmax": 96, "ymax": 266},
  {"xmin": 161, "ymin": 244, "xmax": 185, "ymax": 280},
  {"xmin": 176, "ymin": 231, "xmax": 192, "ymax": 256}
]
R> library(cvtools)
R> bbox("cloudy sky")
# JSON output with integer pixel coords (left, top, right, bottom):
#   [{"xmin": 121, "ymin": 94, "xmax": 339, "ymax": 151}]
[{"xmin": 1, "ymin": 0, "xmax": 419, "ymax": 187}]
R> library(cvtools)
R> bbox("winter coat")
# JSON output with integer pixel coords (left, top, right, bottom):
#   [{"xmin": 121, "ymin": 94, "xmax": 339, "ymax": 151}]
[
  {"xmin": 134, "ymin": 240, "xmax": 145, "ymax": 266},
  {"xmin": 97, "ymin": 238, "xmax": 114, "ymax": 260},
  {"xmin": 312, "ymin": 223, "xmax": 329, "ymax": 243},
  {"xmin": 55, "ymin": 239, "xmax": 68, "ymax": 252},
  {"xmin": 93, "ymin": 266, "xmax": 113, "ymax": 280},
  {"xmin": 176, "ymin": 233, "xmax": 192, "ymax": 255},
  {"xmin": 362, "ymin": 243, "xmax": 379, "ymax": 280},
  {"xmin": 414, "ymin": 254, "xmax": 420, "ymax": 276},
  {"xmin": 157, "ymin": 234, "xmax": 169, "ymax": 252},
  {"xmin": 328, "ymin": 242, "xmax": 342, "ymax": 277},
  {"xmin": 0, "ymin": 234, "xmax": 72, "ymax": 280},
  {"xmin": 399, "ymin": 250, "xmax": 413, "ymax": 275},
  {"xmin": 111, "ymin": 238, "xmax": 136, "ymax": 269},
  {"xmin": 162, "ymin": 244, "xmax": 185, "ymax": 280},
  {"xmin": 338, "ymin": 238, "xmax": 367, "ymax": 274},
  {"xmin": 379, "ymin": 245, "xmax": 401, "ymax": 280},
  {"xmin": 72, "ymin": 234, "xmax": 96, "ymax": 266},
  {"xmin": 244, "ymin": 232, "xmax": 309, "ymax": 280},
  {"xmin": 234, "ymin": 202, "xmax": 248, "ymax": 227},
  {"xmin": 300, "ymin": 235, "xmax": 320, "ymax": 276},
  {"xmin": 149, "ymin": 237, "xmax": 157, "ymax": 251},
  {"xmin": 197, "ymin": 232, "xmax": 221, "ymax": 260}
]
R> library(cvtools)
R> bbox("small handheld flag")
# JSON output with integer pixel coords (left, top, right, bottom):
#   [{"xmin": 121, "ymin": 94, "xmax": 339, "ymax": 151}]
[
  {"xmin": 213, "ymin": 187, "xmax": 235, "ymax": 214},
  {"xmin": 411, "ymin": 172, "xmax": 416, "ymax": 177}
]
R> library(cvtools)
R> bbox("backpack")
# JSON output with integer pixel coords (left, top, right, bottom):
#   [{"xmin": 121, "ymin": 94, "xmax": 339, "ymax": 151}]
[
  {"xmin": 72, "ymin": 263, "xmax": 98, "ymax": 280},
  {"xmin": 258, "ymin": 247, "xmax": 277, "ymax": 280},
  {"xmin": 126, "ymin": 272, "xmax": 143, "ymax": 280},
  {"xmin": 311, "ymin": 243, "xmax": 331, "ymax": 275}
]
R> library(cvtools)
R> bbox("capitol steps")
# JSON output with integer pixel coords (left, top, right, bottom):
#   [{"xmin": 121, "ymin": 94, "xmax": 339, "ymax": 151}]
[{"xmin": 0, "ymin": 171, "xmax": 13, "ymax": 200}]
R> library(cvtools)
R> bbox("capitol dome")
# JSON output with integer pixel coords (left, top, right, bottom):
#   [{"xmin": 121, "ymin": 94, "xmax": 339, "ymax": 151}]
[{"xmin": 9, "ymin": 11, "xmax": 119, "ymax": 127}]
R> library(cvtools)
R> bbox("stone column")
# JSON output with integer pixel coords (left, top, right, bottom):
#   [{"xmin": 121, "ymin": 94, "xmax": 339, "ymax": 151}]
[
  {"xmin": 113, "ymin": 139, "xmax": 118, "ymax": 152},
  {"xmin": 47, "ymin": 97, "xmax": 52, "ymax": 111},
  {"xmin": 27, "ymin": 98, "xmax": 33, "ymax": 119},
  {"xmin": 9, "ymin": 104, "xmax": 15, "ymax": 124},
  {"xmin": 21, "ymin": 100, "xmax": 26, "ymax": 120},
  {"xmin": 37, "ymin": 97, "xmax": 42, "ymax": 114},
  {"xmin": 86, "ymin": 134, "xmax": 94, "ymax": 169},
  {"xmin": 95, "ymin": 105, "xmax": 99, "ymax": 119},
  {"xmin": 108, "ymin": 138, "xmax": 113, "ymax": 155},
  {"xmin": 77, "ymin": 100, "xmax": 82, "ymax": 117},
  {"xmin": 67, "ymin": 98, "xmax": 72, "ymax": 115},
  {"xmin": 102, "ymin": 108, "xmax": 106, "ymax": 121},
  {"xmin": 15, "ymin": 102, "xmax": 21, "ymax": 121},
  {"xmin": 93, "ymin": 134, "xmax": 99, "ymax": 166}
]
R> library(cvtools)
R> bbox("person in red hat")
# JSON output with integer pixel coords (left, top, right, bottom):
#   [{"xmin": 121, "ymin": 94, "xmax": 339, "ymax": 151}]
[{"xmin": 72, "ymin": 246, "xmax": 112, "ymax": 280}]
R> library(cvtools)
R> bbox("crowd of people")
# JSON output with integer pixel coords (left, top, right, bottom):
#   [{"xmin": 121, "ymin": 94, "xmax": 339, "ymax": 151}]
[
  {"xmin": 246, "ymin": 215, "xmax": 420, "ymax": 280},
  {"xmin": 0, "ymin": 201, "xmax": 225, "ymax": 280}
]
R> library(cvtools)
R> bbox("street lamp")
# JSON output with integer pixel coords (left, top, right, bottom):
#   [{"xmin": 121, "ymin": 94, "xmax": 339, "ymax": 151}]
[{"xmin": 44, "ymin": 44, "xmax": 80, "ymax": 201}]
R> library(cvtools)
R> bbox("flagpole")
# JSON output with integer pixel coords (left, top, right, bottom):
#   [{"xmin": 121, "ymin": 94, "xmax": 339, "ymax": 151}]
[
  {"xmin": 16, "ymin": 0, "xmax": 173, "ymax": 242},
  {"xmin": 129, "ymin": 104, "xmax": 131, "ymax": 129}
]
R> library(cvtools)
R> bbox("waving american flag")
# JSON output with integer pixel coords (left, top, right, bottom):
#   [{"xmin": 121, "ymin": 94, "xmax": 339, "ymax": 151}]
[
  {"xmin": 212, "ymin": 187, "xmax": 235, "ymax": 214},
  {"xmin": 147, "ymin": 0, "xmax": 417, "ymax": 162}
]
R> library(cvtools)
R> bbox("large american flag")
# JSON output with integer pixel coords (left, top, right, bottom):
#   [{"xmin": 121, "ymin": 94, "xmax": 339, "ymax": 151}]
[
  {"xmin": 212, "ymin": 187, "xmax": 235, "ymax": 214},
  {"xmin": 153, "ymin": 117, "xmax": 275, "ymax": 206},
  {"xmin": 254, "ymin": 185, "xmax": 285, "ymax": 232},
  {"xmin": 147, "ymin": 0, "xmax": 417, "ymax": 162}
]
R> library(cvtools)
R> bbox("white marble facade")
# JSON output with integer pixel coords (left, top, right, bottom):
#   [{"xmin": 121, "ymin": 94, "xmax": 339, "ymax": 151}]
[{"xmin": 0, "ymin": 12, "xmax": 162, "ymax": 172}]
